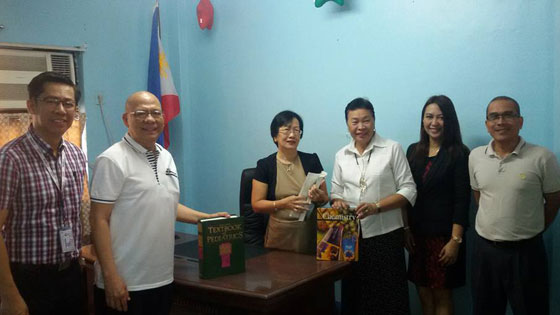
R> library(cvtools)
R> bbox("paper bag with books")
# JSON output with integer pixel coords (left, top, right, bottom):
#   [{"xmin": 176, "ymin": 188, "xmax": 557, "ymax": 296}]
[{"xmin": 316, "ymin": 207, "xmax": 359, "ymax": 261}]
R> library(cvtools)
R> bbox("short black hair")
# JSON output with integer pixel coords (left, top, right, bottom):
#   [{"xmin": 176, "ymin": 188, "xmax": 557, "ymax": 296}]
[
  {"xmin": 28, "ymin": 71, "xmax": 80, "ymax": 103},
  {"xmin": 270, "ymin": 110, "xmax": 304, "ymax": 145},
  {"xmin": 345, "ymin": 97, "xmax": 375, "ymax": 121},
  {"xmin": 486, "ymin": 96, "xmax": 520, "ymax": 117}
]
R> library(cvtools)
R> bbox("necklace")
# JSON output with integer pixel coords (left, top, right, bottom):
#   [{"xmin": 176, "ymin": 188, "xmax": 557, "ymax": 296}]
[
  {"xmin": 284, "ymin": 163, "xmax": 293, "ymax": 174},
  {"xmin": 354, "ymin": 150, "xmax": 373, "ymax": 202},
  {"xmin": 429, "ymin": 146, "xmax": 440, "ymax": 157},
  {"xmin": 277, "ymin": 152, "xmax": 296, "ymax": 174}
]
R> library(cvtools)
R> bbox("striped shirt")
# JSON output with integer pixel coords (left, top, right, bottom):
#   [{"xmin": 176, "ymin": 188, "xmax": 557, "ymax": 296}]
[
  {"xmin": 122, "ymin": 135, "xmax": 161, "ymax": 183},
  {"xmin": 0, "ymin": 126, "xmax": 87, "ymax": 264},
  {"xmin": 145, "ymin": 149, "xmax": 160, "ymax": 183}
]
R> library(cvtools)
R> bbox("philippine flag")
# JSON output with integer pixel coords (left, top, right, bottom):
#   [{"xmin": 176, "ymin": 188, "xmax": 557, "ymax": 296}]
[{"xmin": 148, "ymin": 1, "xmax": 180, "ymax": 149}]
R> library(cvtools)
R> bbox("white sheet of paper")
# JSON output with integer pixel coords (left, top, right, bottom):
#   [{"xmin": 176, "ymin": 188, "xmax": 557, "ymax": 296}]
[{"xmin": 297, "ymin": 171, "xmax": 327, "ymax": 221}]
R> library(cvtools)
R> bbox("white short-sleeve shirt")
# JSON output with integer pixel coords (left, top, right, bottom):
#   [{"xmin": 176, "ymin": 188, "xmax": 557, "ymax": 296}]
[
  {"xmin": 331, "ymin": 133, "xmax": 417, "ymax": 238},
  {"xmin": 90, "ymin": 134, "xmax": 180, "ymax": 291},
  {"xmin": 469, "ymin": 138, "xmax": 560, "ymax": 241}
]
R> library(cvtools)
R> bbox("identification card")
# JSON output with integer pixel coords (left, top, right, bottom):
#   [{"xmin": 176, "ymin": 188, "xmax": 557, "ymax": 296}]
[{"xmin": 60, "ymin": 227, "xmax": 76, "ymax": 253}]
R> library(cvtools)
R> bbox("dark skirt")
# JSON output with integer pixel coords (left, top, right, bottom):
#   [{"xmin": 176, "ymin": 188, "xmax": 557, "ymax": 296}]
[
  {"xmin": 342, "ymin": 228, "xmax": 410, "ymax": 315},
  {"xmin": 407, "ymin": 235, "xmax": 466, "ymax": 289}
]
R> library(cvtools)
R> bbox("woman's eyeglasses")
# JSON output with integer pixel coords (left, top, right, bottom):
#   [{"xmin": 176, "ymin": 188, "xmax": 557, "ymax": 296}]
[{"xmin": 278, "ymin": 127, "xmax": 302, "ymax": 136}]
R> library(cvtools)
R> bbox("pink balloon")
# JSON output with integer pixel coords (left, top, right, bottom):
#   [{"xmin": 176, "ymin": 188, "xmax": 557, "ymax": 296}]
[{"xmin": 197, "ymin": 0, "xmax": 214, "ymax": 30}]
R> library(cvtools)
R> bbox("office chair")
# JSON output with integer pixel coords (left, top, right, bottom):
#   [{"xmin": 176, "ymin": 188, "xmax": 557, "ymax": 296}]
[{"xmin": 239, "ymin": 168, "xmax": 268, "ymax": 246}]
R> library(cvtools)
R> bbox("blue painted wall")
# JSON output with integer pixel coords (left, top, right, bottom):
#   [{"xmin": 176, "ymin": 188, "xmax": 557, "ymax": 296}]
[
  {"xmin": 550, "ymin": 1, "xmax": 560, "ymax": 313},
  {"xmin": 178, "ymin": 0, "xmax": 557, "ymax": 212},
  {"xmin": 1, "ymin": 1, "xmax": 558, "ymax": 313}
]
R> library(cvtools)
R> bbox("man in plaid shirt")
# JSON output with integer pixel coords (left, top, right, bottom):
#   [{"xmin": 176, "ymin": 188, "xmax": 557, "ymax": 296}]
[{"xmin": 0, "ymin": 72, "xmax": 87, "ymax": 315}]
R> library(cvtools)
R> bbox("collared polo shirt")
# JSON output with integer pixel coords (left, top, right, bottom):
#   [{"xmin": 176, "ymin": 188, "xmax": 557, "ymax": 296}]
[
  {"xmin": 469, "ymin": 137, "xmax": 560, "ymax": 241},
  {"xmin": 0, "ymin": 126, "xmax": 86, "ymax": 264},
  {"xmin": 331, "ymin": 133, "xmax": 417, "ymax": 238},
  {"xmin": 90, "ymin": 134, "xmax": 180, "ymax": 291}
]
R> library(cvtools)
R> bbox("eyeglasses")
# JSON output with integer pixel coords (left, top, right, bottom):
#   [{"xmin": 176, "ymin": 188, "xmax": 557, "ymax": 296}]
[
  {"xmin": 37, "ymin": 97, "xmax": 76, "ymax": 109},
  {"xmin": 278, "ymin": 127, "xmax": 302, "ymax": 136},
  {"xmin": 128, "ymin": 109, "xmax": 164, "ymax": 120},
  {"xmin": 487, "ymin": 111, "xmax": 520, "ymax": 122}
]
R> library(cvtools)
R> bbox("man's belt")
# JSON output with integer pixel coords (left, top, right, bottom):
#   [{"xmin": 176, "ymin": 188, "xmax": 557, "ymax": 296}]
[
  {"xmin": 10, "ymin": 259, "xmax": 78, "ymax": 272},
  {"xmin": 481, "ymin": 234, "xmax": 542, "ymax": 248}
]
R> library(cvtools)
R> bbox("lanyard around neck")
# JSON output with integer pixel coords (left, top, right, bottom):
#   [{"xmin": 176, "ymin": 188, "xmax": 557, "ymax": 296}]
[
  {"xmin": 355, "ymin": 150, "xmax": 372, "ymax": 203},
  {"xmin": 28, "ymin": 135, "xmax": 66, "ymax": 192},
  {"xmin": 28, "ymin": 135, "xmax": 70, "ymax": 224},
  {"xmin": 354, "ymin": 150, "xmax": 372, "ymax": 166}
]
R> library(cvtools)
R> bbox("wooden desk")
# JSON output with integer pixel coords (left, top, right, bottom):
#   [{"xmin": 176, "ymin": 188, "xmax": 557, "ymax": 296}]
[
  {"xmin": 172, "ymin": 234, "xmax": 350, "ymax": 315},
  {"xmin": 81, "ymin": 235, "xmax": 350, "ymax": 315}
]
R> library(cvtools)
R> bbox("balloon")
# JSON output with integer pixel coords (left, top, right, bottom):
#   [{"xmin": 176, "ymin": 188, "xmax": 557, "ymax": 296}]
[
  {"xmin": 197, "ymin": 0, "xmax": 214, "ymax": 30},
  {"xmin": 315, "ymin": 0, "xmax": 344, "ymax": 8}
]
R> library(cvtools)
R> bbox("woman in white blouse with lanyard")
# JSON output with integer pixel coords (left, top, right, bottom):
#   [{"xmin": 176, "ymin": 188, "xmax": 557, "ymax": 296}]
[{"xmin": 331, "ymin": 97, "xmax": 417, "ymax": 315}]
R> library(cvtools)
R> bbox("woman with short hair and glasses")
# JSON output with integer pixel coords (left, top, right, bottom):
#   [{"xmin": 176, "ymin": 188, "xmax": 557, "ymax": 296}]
[
  {"xmin": 331, "ymin": 97, "xmax": 416, "ymax": 314},
  {"xmin": 404, "ymin": 95, "xmax": 470, "ymax": 315},
  {"xmin": 251, "ymin": 110, "xmax": 329, "ymax": 254}
]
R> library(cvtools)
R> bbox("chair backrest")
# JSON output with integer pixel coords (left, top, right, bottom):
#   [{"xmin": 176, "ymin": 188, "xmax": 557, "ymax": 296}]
[{"xmin": 239, "ymin": 168, "xmax": 268, "ymax": 246}]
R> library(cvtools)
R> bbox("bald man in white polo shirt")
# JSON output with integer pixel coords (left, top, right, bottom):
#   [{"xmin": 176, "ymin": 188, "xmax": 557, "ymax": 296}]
[
  {"xmin": 90, "ymin": 91, "xmax": 227, "ymax": 315},
  {"xmin": 468, "ymin": 96, "xmax": 560, "ymax": 315}
]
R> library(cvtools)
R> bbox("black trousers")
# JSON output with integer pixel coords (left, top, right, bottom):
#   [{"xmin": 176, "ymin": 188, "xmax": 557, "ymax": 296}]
[
  {"xmin": 471, "ymin": 232, "xmax": 549, "ymax": 315},
  {"xmin": 342, "ymin": 228, "xmax": 410, "ymax": 315},
  {"xmin": 10, "ymin": 260, "xmax": 83, "ymax": 315},
  {"xmin": 94, "ymin": 283, "xmax": 173, "ymax": 315}
]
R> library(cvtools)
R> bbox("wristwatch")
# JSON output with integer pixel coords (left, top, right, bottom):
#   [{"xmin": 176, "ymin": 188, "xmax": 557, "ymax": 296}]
[
  {"xmin": 451, "ymin": 235, "xmax": 463, "ymax": 244},
  {"xmin": 375, "ymin": 202, "xmax": 382, "ymax": 213}
]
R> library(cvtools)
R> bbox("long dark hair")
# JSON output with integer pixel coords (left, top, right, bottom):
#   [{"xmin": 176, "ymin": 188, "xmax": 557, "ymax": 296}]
[{"xmin": 409, "ymin": 95, "xmax": 464, "ymax": 165}]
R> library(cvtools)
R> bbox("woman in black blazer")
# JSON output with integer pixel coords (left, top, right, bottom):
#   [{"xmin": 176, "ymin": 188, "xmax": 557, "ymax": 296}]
[
  {"xmin": 404, "ymin": 95, "xmax": 470, "ymax": 315},
  {"xmin": 251, "ymin": 110, "xmax": 329, "ymax": 254}
]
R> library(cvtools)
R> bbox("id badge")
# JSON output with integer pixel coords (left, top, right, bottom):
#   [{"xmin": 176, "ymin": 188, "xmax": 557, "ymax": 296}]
[{"xmin": 60, "ymin": 226, "xmax": 76, "ymax": 253}]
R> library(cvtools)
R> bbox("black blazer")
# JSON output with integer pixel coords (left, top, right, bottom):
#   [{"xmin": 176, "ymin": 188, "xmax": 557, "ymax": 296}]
[
  {"xmin": 254, "ymin": 151, "xmax": 324, "ymax": 201},
  {"xmin": 406, "ymin": 143, "xmax": 470, "ymax": 236}
]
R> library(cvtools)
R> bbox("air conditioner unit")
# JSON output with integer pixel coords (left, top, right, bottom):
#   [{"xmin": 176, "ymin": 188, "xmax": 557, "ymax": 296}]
[{"xmin": 0, "ymin": 48, "xmax": 75, "ymax": 110}]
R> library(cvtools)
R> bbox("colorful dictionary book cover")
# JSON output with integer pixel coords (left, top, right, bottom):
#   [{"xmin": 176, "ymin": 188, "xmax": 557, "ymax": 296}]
[
  {"xmin": 198, "ymin": 215, "xmax": 245, "ymax": 279},
  {"xmin": 316, "ymin": 208, "xmax": 359, "ymax": 261}
]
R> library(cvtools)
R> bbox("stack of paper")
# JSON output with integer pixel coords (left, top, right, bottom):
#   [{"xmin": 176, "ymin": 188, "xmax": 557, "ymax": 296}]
[{"xmin": 297, "ymin": 171, "xmax": 327, "ymax": 221}]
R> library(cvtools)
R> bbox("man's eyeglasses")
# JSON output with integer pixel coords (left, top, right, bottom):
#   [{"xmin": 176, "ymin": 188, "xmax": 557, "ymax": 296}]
[
  {"xmin": 128, "ymin": 109, "xmax": 164, "ymax": 120},
  {"xmin": 278, "ymin": 127, "xmax": 302, "ymax": 136},
  {"xmin": 487, "ymin": 111, "xmax": 520, "ymax": 122},
  {"xmin": 37, "ymin": 97, "xmax": 76, "ymax": 109}
]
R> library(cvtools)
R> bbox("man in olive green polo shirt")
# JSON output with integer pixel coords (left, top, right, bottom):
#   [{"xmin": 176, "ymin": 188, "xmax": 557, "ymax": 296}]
[{"xmin": 468, "ymin": 96, "xmax": 560, "ymax": 315}]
